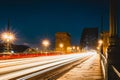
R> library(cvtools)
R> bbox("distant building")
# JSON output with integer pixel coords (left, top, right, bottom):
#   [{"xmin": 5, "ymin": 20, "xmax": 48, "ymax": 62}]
[
  {"xmin": 55, "ymin": 32, "xmax": 71, "ymax": 53},
  {"xmin": 80, "ymin": 27, "xmax": 98, "ymax": 51}
]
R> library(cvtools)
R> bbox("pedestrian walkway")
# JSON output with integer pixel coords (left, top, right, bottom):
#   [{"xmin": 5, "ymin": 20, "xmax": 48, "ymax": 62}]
[{"xmin": 57, "ymin": 53, "xmax": 103, "ymax": 80}]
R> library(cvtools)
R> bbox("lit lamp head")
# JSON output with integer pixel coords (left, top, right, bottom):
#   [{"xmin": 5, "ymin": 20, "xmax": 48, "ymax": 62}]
[
  {"xmin": 97, "ymin": 46, "xmax": 100, "ymax": 50},
  {"xmin": 72, "ymin": 46, "xmax": 75, "ymax": 50},
  {"xmin": 98, "ymin": 40, "xmax": 103, "ymax": 46},
  {"xmin": 42, "ymin": 39, "xmax": 50, "ymax": 47},
  {"xmin": 1, "ymin": 32, "xmax": 15, "ymax": 43},
  {"xmin": 59, "ymin": 43, "xmax": 64, "ymax": 48},
  {"xmin": 77, "ymin": 46, "xmax": 80, "ymax": 50}
]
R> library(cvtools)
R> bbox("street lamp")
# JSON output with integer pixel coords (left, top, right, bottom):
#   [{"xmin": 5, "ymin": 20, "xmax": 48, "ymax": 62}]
[
  {"xmin": 98, "ymin": 40, "xmax": 103, "ymax": 46},
  {"xmin": 1, "ymin": 31, "xmax": 15, "ymax": 53},
  {"xmin": 59, "ymin": 43, "xmax": 64, "ymax": 52},
  {"xmin": 77, "ymin": 46, "xmax": 80, "ymax": 52},
  {"xmin": 59, "ymin": 43, "xmax": 63, "ymax": 48},
  {"xmin": 42, "ymin": 39, "xmax": 50, "ymax": 52},
  {"xmin": 97, "ymin": 39, "xmax": 103, "ymax": 54},
  {"xmin": 1, "ymin": 32, "xmax": 15, "ymax": 42},
  {"xmin": 72, "ymin": 46, "xmax": 76, "ymax": 52}
]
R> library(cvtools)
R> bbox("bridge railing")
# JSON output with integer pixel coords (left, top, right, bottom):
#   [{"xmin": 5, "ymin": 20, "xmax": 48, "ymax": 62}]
[
  {"xmin": 107, "ymin": 61, "xmax": 120, "ymax": 80},
  {"xmin": 111, "ymin": 65, "xmax": 120, "ymax": 77},
  {"xmin": 99, "ymin": 52, "xmax": 107, "ymax": 80},
  {"xmin": 100, "ymin": 52, "xmax": 120, "ymax": 80}
]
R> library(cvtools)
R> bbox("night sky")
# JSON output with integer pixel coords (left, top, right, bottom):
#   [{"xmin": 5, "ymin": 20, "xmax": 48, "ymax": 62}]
[{"xmin": 0, "ymin": 0, "xmax": 119, "ymax": 48}]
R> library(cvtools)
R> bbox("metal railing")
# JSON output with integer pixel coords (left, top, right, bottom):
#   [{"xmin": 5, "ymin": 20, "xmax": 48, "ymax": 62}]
[
  {"xmin": 99, "ymin": 52, "xmax": 107, "ymax": 80},
  {"xmin": 100, "ymin": 52, "xmax": 120, "ymax": 80}
]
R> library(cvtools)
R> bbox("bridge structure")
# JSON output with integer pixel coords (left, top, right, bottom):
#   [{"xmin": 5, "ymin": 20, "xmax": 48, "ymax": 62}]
[
  {"xmin": 0, "ymin": 51, "xmax": 104, "ymax": 80},
  {"xmin": 0, "ymin": 0, "xmax": 120, "ymax": 80},
  {"xmin": 98, "ymin": 0, "xmax": 120, "ymax": 79}
]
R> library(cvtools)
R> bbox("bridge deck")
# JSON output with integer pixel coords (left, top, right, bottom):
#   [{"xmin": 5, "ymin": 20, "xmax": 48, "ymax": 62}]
[{"xmin": 57, "ymin": 53, "xmax": 103, "ymax": 80}]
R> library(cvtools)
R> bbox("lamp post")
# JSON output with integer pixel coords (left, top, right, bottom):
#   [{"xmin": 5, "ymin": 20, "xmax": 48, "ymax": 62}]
[
  {"xmin": 98, "ymin": 40, "xmax": 103, "ymax": 53},
  {"xmin": 59, "ymin": 43, "xmax": 64, "ymax": 53},
  {"xmin": 1, "ymin": 32, "xmax": 15, "ymax": 53},
  {"xmin": 42, "ymin": 39, "xmax": 50, "ymax": 53},
  {"xmin": 77, "ymin": 46, "xmax": 80, "ymax": 53}
]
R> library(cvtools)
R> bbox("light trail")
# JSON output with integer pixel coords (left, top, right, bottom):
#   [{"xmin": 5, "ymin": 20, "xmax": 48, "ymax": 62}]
[
  {"xmin": 0, "ymin": 52, "xmax": 95, "ymax": 80},
  {"xmin": 0, "ymin": 55, "xmax": 83, "ymax": 74},
  {"xmin": 17, "ymin": 55, "xmax": 88, "ymax": 80},
  {"xmin": 0, "ymin": 55, "xmax": 69, "ymax": 68}
]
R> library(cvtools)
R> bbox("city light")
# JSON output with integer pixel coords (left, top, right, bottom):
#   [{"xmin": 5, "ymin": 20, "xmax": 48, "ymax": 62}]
[
  {"xmin": 1, "ymin": 32, "xmax": 15, "ymax": 43},
  {"xmin": 98, "ymin": 40, "xmax": 103, "ymax": 46},
  {"xmin": 77, "ymin": 46, "xmax": 80, "ymax": 50},
  {"xmin": 72, "ymin": 46, "xmax": 75, "ymax": 50},
  {"xmin": 59, "ymin": 43, "xmax": 64, "ymax": 48},
  {"xmin": 42, "ymin": 39, "xmax": 50, "ymax": 52},
  {"xmin": 97, "ymin": 40, "xmax": 103, "ymax": 50},
  {"xmin": 42, "ymin": 39, "xmax": 50, "ymax": 47},
  {"xmin": 0, "ymin": 31, "xmax": 16, "ymax": 53},
  {"xmin": 59, "ymin": 43, "xmax": 64, "ymax": 52},
  {"xmin": 97, "ymin": 46, "xmax": 100, "ymax": 50}
]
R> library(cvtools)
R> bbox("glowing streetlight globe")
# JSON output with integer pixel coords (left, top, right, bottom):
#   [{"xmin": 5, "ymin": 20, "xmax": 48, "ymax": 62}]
[
  {"xmin": 59, "ymin": 43, "xmax": 64, "ymax": 48},
  {"xmin": 1, "ymin": 32, "xmax": 15, "ymax": 43},
  {"xmin": 98, "ymin": 40, "xmax": 103, "ymax": 46},
  {"xmin": 1, "ymin": 31, "xmax": 16, "ymax": 53},
  {"xmin": 72, "ymin": 46, "xmax": 75, "ymax": 50},
  {"xmin": 42, "ymin": 39, "xmax": 50, "ymax": 53},
  {"xmin": 77, "ymin": 46, "xmax": 80, "ymax": 50},
  {"xmin": 42, "ymin": 39, "xmax": 50, "ymax": 47}
]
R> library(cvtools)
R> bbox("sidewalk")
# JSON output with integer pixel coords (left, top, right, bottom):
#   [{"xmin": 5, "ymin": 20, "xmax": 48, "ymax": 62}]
[{"xmin": 57, "ymin": 53, "xmax": 103, "ymax": 80}]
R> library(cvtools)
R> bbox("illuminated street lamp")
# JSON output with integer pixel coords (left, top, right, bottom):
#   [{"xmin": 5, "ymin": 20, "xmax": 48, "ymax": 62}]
[
  {"xmin": 97, "ymin": 40, "xmax": 103, "ymax": 49},
  {"xmin": 97, "ymin": 39, "xmax": 103, "ymax": 54},
  {"xmin": 59, "ymin": 43, "xmax": 64, "ymax": 52},
  {"xmin": 72, "ymin": 46, "xmax": 75, "ymax": 50},
  {"xmin": 59, "ymin": 43, "xmax": 64, "ymax": 48},
  {"xmin": 42, "ymin": 39, "xmax": 50, "ymax": 47},
  {"xmin": 42, "ymin": 39, "xmax": 50, "ymax": 52},
  {"xmin": 1, "ymin": 32, "xmax": 16, "ymax": 53},
  {"xmin": 97, "ymin": 46, "xmax": 100, "ymax": 50},
  {"xmin": 98, "ymin": 40, "xmax": 103, "ymax": 46},
  {"xmin": 76, "ymin": 46, "xmax": 80, "ymax": 52},
  {"xmin": 1, "ymin": 32, "xmax": 15, "ymax": 43},
  {"xmin": 76, "ymin": 46, "xmax": 79, "ymax": 50}
]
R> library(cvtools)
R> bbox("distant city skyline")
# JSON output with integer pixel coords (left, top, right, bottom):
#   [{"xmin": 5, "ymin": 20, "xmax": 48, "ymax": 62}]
[{"xmin": 0, "ymin": 0, "xmax": 120, "ymax": 48}]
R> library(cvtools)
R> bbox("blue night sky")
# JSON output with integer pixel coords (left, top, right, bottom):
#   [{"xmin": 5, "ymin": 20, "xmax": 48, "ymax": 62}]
[{"xmin": 0, "ymin": 0, "xmax": 120, "ymax": 48}]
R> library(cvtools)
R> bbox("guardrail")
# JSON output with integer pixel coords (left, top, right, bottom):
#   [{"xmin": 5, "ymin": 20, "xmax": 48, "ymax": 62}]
[
  {"xmin": 107, "ymin": 62, "xmax": 120, "ymax": 80},
  {"xmin": 112, "ymin": 65, "xmax": 120, "ymax": 78},
  {"xmin": 100, "ymin": 52, "xmax": 120, "ymax": 80},
  {"xmin": 99, "ymin": 52, "xmax": 107, "ymax": 80}
]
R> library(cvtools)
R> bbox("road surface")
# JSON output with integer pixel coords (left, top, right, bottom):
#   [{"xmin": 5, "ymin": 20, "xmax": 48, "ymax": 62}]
[{"xmin": 0, "ymin": 52, "xmax": 95, "ymax": 80}]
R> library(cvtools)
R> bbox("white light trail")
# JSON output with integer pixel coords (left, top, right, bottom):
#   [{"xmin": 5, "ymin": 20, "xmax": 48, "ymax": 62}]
[
  {"xmin": 0, "ymin": 55, "xmax": 82, "ymax": 74},
  {"xmin": 0, "ymin": 55, "xmax": 70, "ymax": 68},
  {"xmin": 0, "ymin": 51, "xmax": 96, "ymax": 80}
]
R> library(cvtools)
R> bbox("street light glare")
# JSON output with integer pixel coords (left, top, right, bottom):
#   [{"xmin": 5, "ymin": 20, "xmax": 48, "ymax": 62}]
[
  {"xmin": 59, "ymin": 43, "xmax": 64, "ymax": 48},
  {"xmin": 98, "ymin": 40, "xmax": 103, "ymax": 45},
  {"xmin": 42, "ymin": 39, "xmax": 50, "ymax": 47},
  {"xmin": 1, "ymin": 32, "xmax": 15, "ymax": 43}
]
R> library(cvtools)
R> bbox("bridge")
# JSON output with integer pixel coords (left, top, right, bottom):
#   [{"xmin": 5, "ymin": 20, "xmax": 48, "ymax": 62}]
[
  {"xmin": 0, "ymin": 0, "xmax": 120, "ymax": 80},
  {"xmin": 0, "ymin": 51, "xmax": 104, "ymax": 80},
  {"xmin": 0, "ymin": 49, "xmax": 119, "ymax": 80}
]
